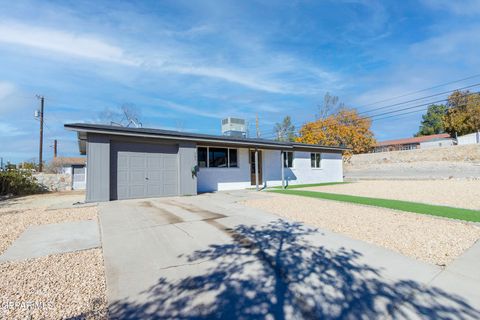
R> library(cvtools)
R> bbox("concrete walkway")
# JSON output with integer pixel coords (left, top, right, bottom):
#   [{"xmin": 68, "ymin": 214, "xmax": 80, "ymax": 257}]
[
  {"xmin": 0, "ymin": 220, "xmax": 100, "ymax": 262},
  {"xmin": 100, "ymin": 191, "xmax": 480, "ymax": 319}
]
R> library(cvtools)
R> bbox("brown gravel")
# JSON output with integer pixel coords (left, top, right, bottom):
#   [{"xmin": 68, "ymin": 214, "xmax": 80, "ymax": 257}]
[
  {"xmin": 0, "ymin": 206, "xmax": 97, "ymax": 255},
  {"xmin": 0, "ymin": 249, "xmax": 107, "ymax": 319},
  {"xmin": 244, "ymin": 193, "xmax": 480, "ymax": 266},
  {"xmin": 302, "ymin": 180, "xmax": 480, "ymax": 210}
]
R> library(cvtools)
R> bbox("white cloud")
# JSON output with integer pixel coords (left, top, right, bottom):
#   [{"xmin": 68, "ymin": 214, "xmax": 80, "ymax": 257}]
[
  {"xmin": 150, "ymin": 99, "xmax": 223, "ymax": 119},
  {"xmin": 410, "ymin": 26, "xmax": 480, "ymax": 64},
  {"xmin": 0, "ymin": 122, "xmax": 27, "ymax": 136},
  {"xmin": 0, "ymin": 21, "xmax": 138, "ymax": 66},
  {"xmin": 0, "ymin": 81, "xmax": 15, "ymax": 100},
  {"xmin": 0, "ymin": 20, "xmax": 339, "ymax": 95},
  {"xmin": 421, "ymin": 0, "xmax": 480, "ymax": 15}
]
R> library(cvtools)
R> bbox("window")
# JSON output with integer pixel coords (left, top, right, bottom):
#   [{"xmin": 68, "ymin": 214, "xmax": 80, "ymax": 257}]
[
  {"xmin": 229, "ymin": 149, "xmax": 238, "ymax": 167},
  {"xmin": 283, "ymin": 152, "xmax": 293, "ymax": 168},
  {"xmin": 198, "ymin": 147, "xmax": 207, "ymax": 167},
  {"xmin": 198, "ymin": 147, "xmax": 238, "ymax": 168},
  {"xmin": 209, "ymin": 148, "xmax": 228, "ymax": 167},
  {"xmin": 310, "ymin": 153, "xmax": 321, "ymax": 168}
]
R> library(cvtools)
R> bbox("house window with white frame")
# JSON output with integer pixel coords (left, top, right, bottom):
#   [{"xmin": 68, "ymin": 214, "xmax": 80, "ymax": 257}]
[
  {"xmin": 283, "ymin": 151, "xmax": 294, "ymax": 168},
  {"xmin": 197, "ymin": 147, "xmax": 238, "ymax": 168},
  {"xmin": 310, "ymin": 152, "xmax": 321, "ymax": 168}
]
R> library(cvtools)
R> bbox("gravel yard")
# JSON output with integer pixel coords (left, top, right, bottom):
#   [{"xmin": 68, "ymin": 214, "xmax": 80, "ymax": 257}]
[
  {"xmin": 0, "ymin": 206, "xmax": 97, "ymax": 255},
  {"xmin": 244, "ymin": 193, "xmax": 480, "ymax": 266},
  {"xmin": 302, "ymin": 180, "xmax": 480, "ymax": 210},
  {"xmin": 0, "ymin": 192, "xmax": 107, "ymax": 319},
  {"xmin": 0, "ymin": 249, "xmax": 107, "ymax": 319}
]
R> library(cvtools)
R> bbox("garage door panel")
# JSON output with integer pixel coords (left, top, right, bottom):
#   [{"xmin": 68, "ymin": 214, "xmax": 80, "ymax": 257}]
[
  {"xmin": 118, "ymin": 156, "xmax": 128, "ymax": 169},
  {"xmin": 164, "ymin": 171, "xmax": 178, "ymax": 184},
  {"xmin": 117, "ymin": 170, "xmax": 128, "ymax": 181},
  {"xmin": 129, "ymin": 170, "xmax": 145, "ymax": 182},
  {"xmin": 112, "ymin": 142, "xmax": 179, "ymax": 200},
  {"xmin": 147, "ymin": 156, "xmax": 163, "ymax": 169},
  {"xmin": 148, "ymin": 171, "xmax": 162, "ymax": 181},
  {"xmin": 129, "ymin": 156, "xmax": 146, "ymax": 168},
  {"xmin": 130, "ymin": 185, "xmax": 146, "ymax": 198}
]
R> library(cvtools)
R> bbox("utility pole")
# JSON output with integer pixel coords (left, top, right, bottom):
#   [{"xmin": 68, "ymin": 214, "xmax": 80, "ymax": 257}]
[
  {"xmin": 255, "ymin": 114, "xmax": 260, "ymax": 138},
  {"xmin": 36, "ymin": 95, "xmax": 45, "ymax": 172},
  {"xmin": 53, "ymin": 139, "xmax": 57, "ymax": 158}
]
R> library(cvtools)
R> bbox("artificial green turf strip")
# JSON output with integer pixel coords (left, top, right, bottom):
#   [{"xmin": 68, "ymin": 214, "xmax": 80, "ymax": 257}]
[
  {"xmin": 270, "ymin": 182, "xmax": 350, "ymax": 189},
  {"xmin": 268, "ymin": 189, "xmax": 480, "ymax": 223}
]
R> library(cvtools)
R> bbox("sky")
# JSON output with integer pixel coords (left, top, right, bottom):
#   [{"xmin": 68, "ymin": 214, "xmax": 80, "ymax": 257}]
[{"xmin": 1, "ymin": 0, "xmax": 480, "ymax": 163}]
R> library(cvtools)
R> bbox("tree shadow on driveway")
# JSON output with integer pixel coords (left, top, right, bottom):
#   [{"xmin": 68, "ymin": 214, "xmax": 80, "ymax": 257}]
[{"xmin": 109, "ymin": 220, "xmax": 479, "ymax": 319}]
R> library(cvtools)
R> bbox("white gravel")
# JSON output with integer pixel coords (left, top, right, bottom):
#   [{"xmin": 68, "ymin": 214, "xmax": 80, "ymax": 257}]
[
  {"xmin": 302, "ymin": 180, "xmax": 480, "ymax": 210},
  {"xmin": 0, "ymin": 193, "xmax": 107, "ymax": 319},
  {"xmin": 244, "ymin": 193, "xmax": 480, "ymax": 266},
  {"xmin": 0, "ymin": 249, "xmax": 107, "ymax": 319}
]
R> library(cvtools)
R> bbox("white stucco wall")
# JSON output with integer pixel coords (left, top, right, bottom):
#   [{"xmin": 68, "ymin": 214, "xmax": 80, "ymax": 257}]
[
  {"xmin": 419, "ymin": 139, "xmax": 455, "ymax": 149},
  {"xmin": 197, "ymin": 148, "xmax": 343, "ymax": 192},
  {"xmin": 457, "ymin": 132, "xmax": 480, "ymax": 145},
  {"xmin": 262, "ymin": 150, "xmax": 343, "ymax": 187}
]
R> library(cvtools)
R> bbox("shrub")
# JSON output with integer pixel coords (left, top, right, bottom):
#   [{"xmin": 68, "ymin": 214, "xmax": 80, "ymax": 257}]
[{"xmin": 0, "ymin": 170, "xmax": 46, "ymax": 196}]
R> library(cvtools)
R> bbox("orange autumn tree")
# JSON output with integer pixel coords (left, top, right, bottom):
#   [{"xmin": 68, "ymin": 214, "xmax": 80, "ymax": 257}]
[{"xmin": 296, "ymin": 108, "xmax": 376, "ymax": 155}]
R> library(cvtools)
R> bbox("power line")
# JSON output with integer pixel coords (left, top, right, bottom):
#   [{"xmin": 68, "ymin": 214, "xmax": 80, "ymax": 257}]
[
  {"xmin": 358, "ymin": 82, "xmax": 480, "ymax": 115},
  {"xmin": 261, "ymin": 89, "xmax": 479, "ymax": 139},
  {"xmin": 357, "ymin": 73, "xmax": 480, "ymax": 109},
  {"xmin": 261, "ymin": 94, "xmax": 476, "ymax": 139}
]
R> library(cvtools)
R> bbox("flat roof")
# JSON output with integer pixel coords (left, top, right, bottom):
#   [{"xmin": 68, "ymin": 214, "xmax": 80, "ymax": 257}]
[{"xmin": 64, "ymin": 123, "xmax": 348, "ymax": 153}]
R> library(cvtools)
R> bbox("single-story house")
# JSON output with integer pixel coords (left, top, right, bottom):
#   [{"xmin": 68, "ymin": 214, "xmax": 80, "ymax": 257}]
[
  {"xmin": 51, "ymin": 157, "xmax": 87, "ymax": 190},
  {"xmin": 373, "ymin": 133, "xmax": 452, "ymax": 153},
  {"xmin": 65, "ymin": 123, "xmax": 347, "ymax": 202}
]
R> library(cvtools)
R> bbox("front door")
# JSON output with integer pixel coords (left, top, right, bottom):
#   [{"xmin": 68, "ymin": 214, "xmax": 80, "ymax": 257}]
[{"xmin": 250, "ymin": 150, "xmax": 263, "ymax": 186}]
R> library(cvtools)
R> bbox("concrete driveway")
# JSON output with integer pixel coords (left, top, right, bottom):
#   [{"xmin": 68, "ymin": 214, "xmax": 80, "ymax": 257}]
[{"xmin": 99, "ymin": 191, "xmax": 480, "ymax": 319}]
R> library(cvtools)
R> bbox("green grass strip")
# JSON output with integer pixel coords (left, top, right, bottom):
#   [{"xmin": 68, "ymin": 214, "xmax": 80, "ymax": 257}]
[
  {"xmin": 269, "ymin": 189, "xmax": 480, "ymax": 223},
  {"xmin": 270, "ymin": 182, "xmax": 349, "ymax": 189}
]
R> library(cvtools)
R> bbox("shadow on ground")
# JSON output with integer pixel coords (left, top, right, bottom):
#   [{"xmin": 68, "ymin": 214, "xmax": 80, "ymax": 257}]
[{"xmin": 109, "ymin": 220, "xmax": 479, "ymax": 319}]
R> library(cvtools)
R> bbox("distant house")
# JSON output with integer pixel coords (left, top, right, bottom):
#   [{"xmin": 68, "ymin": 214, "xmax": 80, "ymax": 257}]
[
  {"xmin": 373, "ymin": 133, "xmax": 453, "ymax": 153},
  {"xmin": 52, "ymin": 157, "xmax": 87, "ymax": 190}
]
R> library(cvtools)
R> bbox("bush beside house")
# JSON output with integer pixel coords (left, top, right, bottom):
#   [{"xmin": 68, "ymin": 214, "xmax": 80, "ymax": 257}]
[{"xmin": 0, "ymin": 170, "xmax": 47, "ymax": 196}]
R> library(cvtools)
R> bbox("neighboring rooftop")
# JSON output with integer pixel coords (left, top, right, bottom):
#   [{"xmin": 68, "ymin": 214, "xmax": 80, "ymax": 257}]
[
  {"xmin": 52, "ymin": 157, "xmax": 86, "ymax": 166},
  {"xmin": 376, "ymin": 133, "xmax": 451, "ymax": 147},
  {"xmin": 64, "ymin": 123, "xmax": 348, "ymax": 155}
]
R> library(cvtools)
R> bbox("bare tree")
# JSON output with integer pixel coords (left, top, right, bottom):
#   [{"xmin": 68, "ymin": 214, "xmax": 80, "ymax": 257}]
[
  {"xmin": 99, "ymin": 103, "xmax": 143, "ymax": 128},
  {"xmin": 274, "ymin": 116, "xmax": 296, "ymax": 142},
  {"xmin": 317, "ymin": 92, "xmax": 344, "ymax": 119}
]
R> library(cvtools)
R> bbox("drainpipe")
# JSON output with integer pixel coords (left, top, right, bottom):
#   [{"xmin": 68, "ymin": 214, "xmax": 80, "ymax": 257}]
[
  {"xmin": 281, "ymin": 151, "xmax": 285, "ymax": 189},
  {"xmin": 255, "ymin": 148, "xmax": 259, "ymax": 191}
]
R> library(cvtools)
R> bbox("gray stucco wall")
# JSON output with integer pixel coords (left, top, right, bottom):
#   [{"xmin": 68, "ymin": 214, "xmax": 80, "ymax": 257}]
[
  {"xmin": 86, "ymin": 134, "xmax": 110, "ymax": 202},
  {"xmin": 178, "ymin": 141, "xmax": 197, "ymax": 196},
  {"xmin": 85, "ymin": 134, "xmax": 197, "ymax": 201}
]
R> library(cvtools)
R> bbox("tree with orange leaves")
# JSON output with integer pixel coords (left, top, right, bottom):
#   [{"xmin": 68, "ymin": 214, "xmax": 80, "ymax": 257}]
[{"xmin": 296, "ymin": 108, "xmax": 376, "ymax": 155}]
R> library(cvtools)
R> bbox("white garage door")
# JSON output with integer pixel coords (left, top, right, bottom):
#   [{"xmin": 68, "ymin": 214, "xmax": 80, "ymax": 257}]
[{"xmin": 111, "ymin": 142, "xmax": 179, "ymax": 200}]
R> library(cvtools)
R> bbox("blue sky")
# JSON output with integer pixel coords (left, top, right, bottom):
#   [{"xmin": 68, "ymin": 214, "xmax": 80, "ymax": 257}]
[{"xmin": 1, "ymin": 0, "xmax": 480, "ymax": 163}]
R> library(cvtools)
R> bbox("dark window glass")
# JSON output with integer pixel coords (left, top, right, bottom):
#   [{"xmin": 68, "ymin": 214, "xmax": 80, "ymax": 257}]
[
  {"xmin": 209, "ymin": 148, "xmax": 228, "ymax": 167},
  {"xmin": 316, "ymin": 153, "xmax": 321, "ymax": 168},
  {"xmin": 229, "ymin": 149, "xmax": 238, "ymax": 167},
  {"xmin": 198, "ymin": 147, "xmax": 207, "ymax": 168},
  {"xmin": 311, "ymin": 153, "xmax": 321, "ymax": 168},
  {"xmin": 284, "ymin": 152, "xmax": 293, "ymax": 168}
]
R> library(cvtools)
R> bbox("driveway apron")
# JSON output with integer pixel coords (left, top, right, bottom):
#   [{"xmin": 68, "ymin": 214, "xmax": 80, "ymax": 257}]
[{"xmin": 99, "ymin": 191, "xmax": 480, "ymax": 320}]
